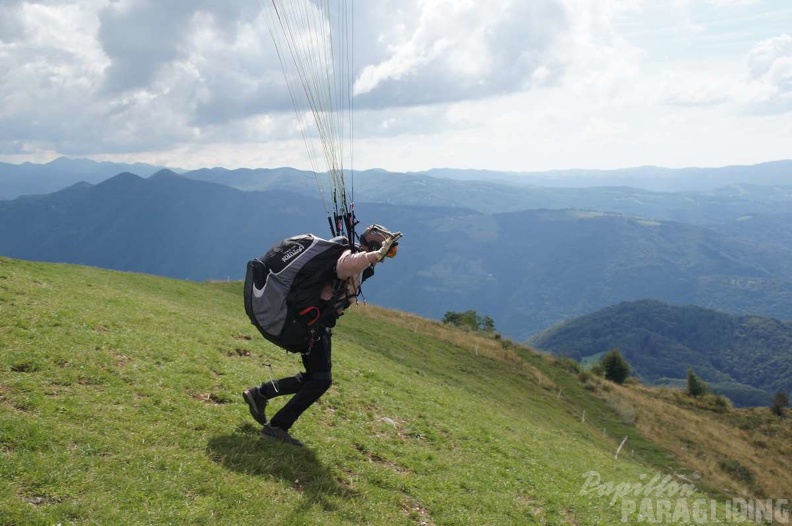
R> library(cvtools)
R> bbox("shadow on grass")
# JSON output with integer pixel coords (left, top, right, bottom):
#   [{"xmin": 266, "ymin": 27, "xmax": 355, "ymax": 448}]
[{"xmin": 206, "ymin": 423, "xmax": 357, "ymax": 511}]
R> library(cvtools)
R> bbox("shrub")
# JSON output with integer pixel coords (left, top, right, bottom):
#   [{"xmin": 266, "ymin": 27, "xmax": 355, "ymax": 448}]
[
  {"xmin": 686, "ymin": 368, "xmax": 708, "ymax": 398},
  {"xmin": 719, "ymin": 459, "xmax": 756, "ymax": 487},
  {"xmin": 771, "ymin": 390, "xmax": 789, "ymax": 417},
  {"xmin": 600, "ymin": 348, "xmax": 630, "ymax": 384},
  {"xmin": 703, "ymin": 393, "xmax": 732, "ymax": 412},
  {"xmin": 555, "ymin": 357, "xmax": 582, "ymax": 374},
  {"xmin": 442, "ymin": 310, "xmax": 496, "ymax": 333}
]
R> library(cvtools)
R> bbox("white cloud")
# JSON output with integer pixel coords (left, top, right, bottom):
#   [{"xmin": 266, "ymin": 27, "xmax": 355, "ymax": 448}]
[
  {"xmin": 739, "ymin": 34, "xmax": 792, "ymax": 113},
  {"xmin": 560, "ymin": 0, "xmax": 647, "ymax": 98},
  {"xmin": 747, "ymin": 34, "xmax": 790, "ymax": 76},
  {"xmin": 0, "ymin": 1, "xmax": 28, "ymax": 44},
  {"xmin": 0, "ymin": 1, "xmax": 109, "ymax": 154},
  {"xmin": 659, "ymin": 69, "xmax": 732, "ymax": 106},
  {"xmin": 0, "ymin": 0, "xmax": 789, "ymax": 171},
  {"xmin": 0, "ymin": 0, "xmax": 577, "ymax": 158},
  {"xmin": 352, "ymin": 0, "xmax": 568, "ymax": 107}
]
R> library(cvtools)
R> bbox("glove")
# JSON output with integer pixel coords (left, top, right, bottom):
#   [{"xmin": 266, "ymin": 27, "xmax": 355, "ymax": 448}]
[{"xmin": 375, "ymin": 231, "xmax": 403, "ymax": 261}]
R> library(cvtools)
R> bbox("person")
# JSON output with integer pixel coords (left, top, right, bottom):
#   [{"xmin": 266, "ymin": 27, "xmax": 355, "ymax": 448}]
[{"xmin": 242, "ymin": 225, "xmax": 402, "ymax": 446}]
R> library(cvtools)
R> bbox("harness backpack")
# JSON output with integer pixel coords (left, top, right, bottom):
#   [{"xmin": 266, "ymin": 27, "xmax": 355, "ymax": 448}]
[{"xmin": 244, "ymin": 234, "xmax": 353, "ymax": 353}]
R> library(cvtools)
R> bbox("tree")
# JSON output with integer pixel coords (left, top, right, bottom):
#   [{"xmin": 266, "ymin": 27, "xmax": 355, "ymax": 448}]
[
  {"xmin": 771, "ymin": 390, "xmax": 788, "ymax": 417},
  {"xmin": 601, "ymin": 348, "xmax": 630, "ymax": 384},
  {"xmin": 441, "ymin": 310, "xmax": 496, "ymax": 333},
  {"xmin": 686, "ymin": 368, "xmax": 708, "ymax": 398},
  {"xmin": 441, "ymin": 311, "xmax": 464, "ymax": 327}
]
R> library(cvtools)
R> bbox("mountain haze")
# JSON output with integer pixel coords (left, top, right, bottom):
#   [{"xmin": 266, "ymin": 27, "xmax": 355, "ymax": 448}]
[
  {"xmin": 179, "ymin": 165, "xmax": 792, "ymax": 225},
  {"xmin": 0, "ymin": 157, "xmax": 792, "ymax": 202},
  {"xmin": 424, "ymin": 160, "xmax": 792, "ymax": 192},
  {"xmin": 0, "ymin": 157, "xmax": 173, "ymax": 200},
  {"xmin": 4, "ymin": 159, "xmax": 792, "ymax": 224}
]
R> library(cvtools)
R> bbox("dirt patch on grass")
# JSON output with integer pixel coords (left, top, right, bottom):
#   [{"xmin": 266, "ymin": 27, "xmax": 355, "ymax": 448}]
[
  {"xmin": 401, "ymin": 495, "xmax": 433, "ymax": 525},
  {"xmin": 354, "ymin": 442, "xmax": 410, "ymax": 474},
  {"xmin": 194, "ymin": 392, "xmax": 232, "ymax": 404}
]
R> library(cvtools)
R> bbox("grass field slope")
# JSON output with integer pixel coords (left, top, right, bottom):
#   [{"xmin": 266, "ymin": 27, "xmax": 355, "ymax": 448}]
[{"xmin": 0, "ymin": 257, "xmax": 787, "ymax": 525}]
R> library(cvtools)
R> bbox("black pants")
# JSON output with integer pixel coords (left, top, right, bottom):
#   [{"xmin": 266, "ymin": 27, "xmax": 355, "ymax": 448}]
[{"xmin": 259, "ymin": 331, "xmax": 332, "ymax": 431}]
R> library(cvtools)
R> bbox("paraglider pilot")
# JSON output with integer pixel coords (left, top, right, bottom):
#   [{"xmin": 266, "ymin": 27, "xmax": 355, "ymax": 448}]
[{"xmin": 243, "ymin": 225, "xmax": 402, "ymax": 446}]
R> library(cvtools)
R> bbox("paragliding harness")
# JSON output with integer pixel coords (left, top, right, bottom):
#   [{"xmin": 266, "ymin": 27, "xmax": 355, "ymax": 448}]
[{"xmin": 244, "ymin": 234, "xmax": 366, "ymax": 354}]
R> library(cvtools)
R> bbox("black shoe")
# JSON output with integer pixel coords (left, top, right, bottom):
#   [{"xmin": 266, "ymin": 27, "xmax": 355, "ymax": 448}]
[
  {"xmin": 261, "ymin": 423, "xmax": 304, "ymax": 447},
  {"xmin": 242, "ymin": 386, "xmax": 268, "ymax": 426}
]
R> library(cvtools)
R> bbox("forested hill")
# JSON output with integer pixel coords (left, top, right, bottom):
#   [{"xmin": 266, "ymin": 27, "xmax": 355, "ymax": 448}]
[{"xmin": 528, "ymin": 299, "xmax": 792, "ymax": 407}]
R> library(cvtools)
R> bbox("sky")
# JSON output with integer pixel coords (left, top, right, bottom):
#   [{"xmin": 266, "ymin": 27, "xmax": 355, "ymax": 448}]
[{"xmin": 0, "ymin": 0, "xmax": 790, "ymax": 173}]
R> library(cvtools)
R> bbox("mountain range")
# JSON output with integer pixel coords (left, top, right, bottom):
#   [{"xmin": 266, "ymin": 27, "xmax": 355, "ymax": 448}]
[
  {"xmin": 0, "ymin": 157, "xmax": 174, "ymax": 200},
  {"xmin": 5, "ymin": 156, "xmax": 792, "ymax": 207},
  {"xmin": 423, "ymin": 160, "xmax": 792, "ymax": 192},
  {"xmin": 3, "ymin": 167, "xmax": 792, "ymax": 344}
]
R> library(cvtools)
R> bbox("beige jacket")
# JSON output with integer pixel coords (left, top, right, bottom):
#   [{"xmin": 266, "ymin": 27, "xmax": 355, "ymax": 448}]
[{"xmin": 320, "ymin": 249, "xmax": 379, "ymax": 302}]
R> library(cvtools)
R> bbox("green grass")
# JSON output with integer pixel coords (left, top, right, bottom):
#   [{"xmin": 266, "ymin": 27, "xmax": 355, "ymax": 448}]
[{"xmin": 1, "ymin": 257, "xmax": 728, "ymax": 524}]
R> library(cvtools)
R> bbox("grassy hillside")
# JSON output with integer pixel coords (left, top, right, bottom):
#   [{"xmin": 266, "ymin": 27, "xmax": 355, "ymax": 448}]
[
  {"xmin": 0, "ymin": 257, "xmax": 786, "ymax": 524},
  {"xmin": 580, "ymin": 379, "xmax": 792, "ymax": 501}
]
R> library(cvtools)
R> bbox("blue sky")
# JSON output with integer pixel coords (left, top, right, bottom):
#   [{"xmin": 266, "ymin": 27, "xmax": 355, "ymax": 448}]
[
  {"xmin": 620, "ymin": 2, "xmax": 791, "ymax": 61},
  {"xmin": 0, "ymin": 0, "xmax": 789, "ymax": 174}
]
